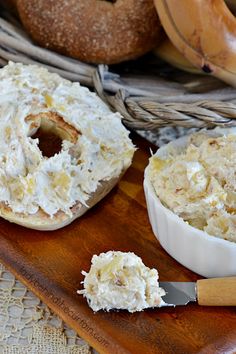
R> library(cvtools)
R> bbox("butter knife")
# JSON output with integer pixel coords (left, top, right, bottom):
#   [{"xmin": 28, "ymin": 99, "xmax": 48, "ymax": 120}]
[{"xmin": 160, "ymin": 277, "xmax": 236, "ymax": 306}]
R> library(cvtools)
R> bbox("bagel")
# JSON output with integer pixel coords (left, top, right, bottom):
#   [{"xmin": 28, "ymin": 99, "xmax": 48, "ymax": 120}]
[
  {"xmin": 154, "ymin": 38, "xmax": 202, "ymax": 74},
  {"xmin": 154, "ymin": 0, "xmax": 236, "ymax": 86},
  {"xmin": 0, "ymin": 62, "xmax": 135, "ymax": 230},
  {"xmin": 15, "ymin": 0, "xmax": 161, "ymax": 64}
]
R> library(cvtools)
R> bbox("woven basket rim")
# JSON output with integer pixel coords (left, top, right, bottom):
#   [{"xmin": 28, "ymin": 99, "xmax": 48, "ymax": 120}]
[{"xmin": 0, "ymin": 10, "xmax": 236, "ymax": 130}]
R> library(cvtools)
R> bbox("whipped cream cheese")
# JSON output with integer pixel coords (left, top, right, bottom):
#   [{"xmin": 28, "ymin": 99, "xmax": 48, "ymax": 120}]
[
  {"xmin": 0, "ymin": 62, "xmax": 135, "ymax": 217},
  {"xmin": 149, "ymin": 132, "xmax": 236, "ymax": 242},
  {"xmin": 78, "ymin": 251, "xmax": 166, "ymax": 312}
]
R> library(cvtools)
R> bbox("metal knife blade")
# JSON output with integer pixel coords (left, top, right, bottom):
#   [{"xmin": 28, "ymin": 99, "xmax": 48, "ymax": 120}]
[{"xmin": 159, "ymin": 282, "xmax": 197, "ymax": 306}]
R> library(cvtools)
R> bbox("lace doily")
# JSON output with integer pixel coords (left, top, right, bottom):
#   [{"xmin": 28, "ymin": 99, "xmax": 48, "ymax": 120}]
[{"xmin": 0, "ymin": 263, "xmax": 91, "ymax": 354}]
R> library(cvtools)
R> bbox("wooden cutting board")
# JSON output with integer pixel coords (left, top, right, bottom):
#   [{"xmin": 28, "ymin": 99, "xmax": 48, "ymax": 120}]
[{"xmin": 0, "ymin": 134, "xmax": 236, "ymax": 354}]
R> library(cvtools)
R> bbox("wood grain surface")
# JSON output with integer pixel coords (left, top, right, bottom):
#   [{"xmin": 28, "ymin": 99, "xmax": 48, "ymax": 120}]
[{"xmin": 0, "ymin": 134, "xmax": 236, "ymax": 354}]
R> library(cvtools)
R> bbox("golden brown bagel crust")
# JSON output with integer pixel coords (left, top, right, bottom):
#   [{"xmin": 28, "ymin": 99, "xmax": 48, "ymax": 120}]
[
  {"xmin": 16, "ymin": 0, "xmax": 161, "ymax": 64},
  {"xmin": 154, "ymin": 38, "xmax": 202, "ymax": 74},
  {"xmin": 154, "ymin": 0, "xmax": 236, "ymax": 86}
]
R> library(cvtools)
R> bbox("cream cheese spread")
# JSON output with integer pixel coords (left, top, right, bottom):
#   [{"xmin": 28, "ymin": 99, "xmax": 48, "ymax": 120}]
[
  {"xmin": 149, "ymin": 132, "xmax": 236, "ymax": 242},
  {"xmin": 78, "ymin": 251, "xmax": 166, "ymax": 312},
  {"xmin": 0, "ymin": 62, "xmax": 135, "ymax": 217}
]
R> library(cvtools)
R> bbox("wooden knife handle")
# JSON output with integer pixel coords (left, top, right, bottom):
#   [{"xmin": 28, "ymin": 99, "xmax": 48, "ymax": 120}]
[{"xmin": 197, "ymin": 277, "xmax": 236, "ymax": 306}]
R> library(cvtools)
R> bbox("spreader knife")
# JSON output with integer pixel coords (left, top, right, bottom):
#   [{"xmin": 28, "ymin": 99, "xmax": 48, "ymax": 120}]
[{"xmin": 160, "ymin": 277, "xmax": 236, "ymax": 306}]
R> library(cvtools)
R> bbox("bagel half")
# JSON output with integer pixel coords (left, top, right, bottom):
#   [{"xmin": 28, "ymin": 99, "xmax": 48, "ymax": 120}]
[
  {"xmin": 154, "ymin": 0, "xmax": 236, "ymax": 86},
  {"xmin": 0, "ymin": 62, "xmax": 135, "ymax": 230}
]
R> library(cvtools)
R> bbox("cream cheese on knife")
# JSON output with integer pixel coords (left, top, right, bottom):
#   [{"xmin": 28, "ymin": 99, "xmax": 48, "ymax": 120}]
[{"xmin": 78, "ymin": 251, "xmax": 166, "ymax": 312}]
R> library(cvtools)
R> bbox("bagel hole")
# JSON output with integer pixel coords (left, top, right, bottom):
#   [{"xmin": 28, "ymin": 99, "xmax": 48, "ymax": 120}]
[{"xmin": 31, "ymin": 127, "xmax": 62, "ymax": 158}]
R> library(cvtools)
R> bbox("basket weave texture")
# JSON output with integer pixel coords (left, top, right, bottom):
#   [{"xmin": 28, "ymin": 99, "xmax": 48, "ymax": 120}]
[{"xmin": 1, "ymin": 11, "xmax": 236, "ymax": 131}]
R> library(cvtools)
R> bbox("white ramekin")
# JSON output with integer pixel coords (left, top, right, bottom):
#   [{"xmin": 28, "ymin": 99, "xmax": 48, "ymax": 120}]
[{"xmin": 144, "ymin": 128, "xmax": 236, "ymax": 278}]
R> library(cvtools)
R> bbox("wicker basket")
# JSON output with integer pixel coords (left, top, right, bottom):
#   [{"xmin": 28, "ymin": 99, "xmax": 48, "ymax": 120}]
[{"xmin": 1, "ymin": 10, "xmax": 236, "ymax": 135}]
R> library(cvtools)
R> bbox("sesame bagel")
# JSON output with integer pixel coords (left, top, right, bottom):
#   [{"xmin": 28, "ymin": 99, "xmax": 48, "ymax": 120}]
[
  {"xmin": 0, "ymin": 62, "xmax": 135, "ymax": 230},
  {"xmin": 15, "ymin": 0, "xmax": 161, "ymax": 64}
]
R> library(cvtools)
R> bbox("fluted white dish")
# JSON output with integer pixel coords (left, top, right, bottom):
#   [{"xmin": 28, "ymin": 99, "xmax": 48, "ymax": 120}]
[{"xmin": 144, "ymin": 128, "xmax": 236, "ymax": 278}]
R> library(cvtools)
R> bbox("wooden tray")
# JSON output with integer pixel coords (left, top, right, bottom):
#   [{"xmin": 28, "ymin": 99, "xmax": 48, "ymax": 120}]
[{"xmin": 0, "ymin": 134, "xmax": 236, "ymax": 354}]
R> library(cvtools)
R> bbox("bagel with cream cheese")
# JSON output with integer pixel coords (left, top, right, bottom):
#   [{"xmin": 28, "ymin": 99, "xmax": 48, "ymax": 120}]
[
  {"xmin": 14, "ymin": 0, "xmax": 161, "ymax": 64},
  {"xmin": 154, "ymin": 0, "xmax": 236, "ymax": 86},
  {"xmin": 0, "ymin": 62, "xmax": 135, "ymax": 230}
]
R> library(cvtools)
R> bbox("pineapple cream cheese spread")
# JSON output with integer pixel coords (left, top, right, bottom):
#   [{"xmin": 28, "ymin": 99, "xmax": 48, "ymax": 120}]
[
  {"xmin": 149, "ymin": 131, "xmax": 236, "ymax": 242},
  {"xmin": 0, "ymin": 62, "xmax": 135, "ymax": 219},
  {"xmin": 78, "ymin": 251, "xmax": 166, "ymax": 312}
]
